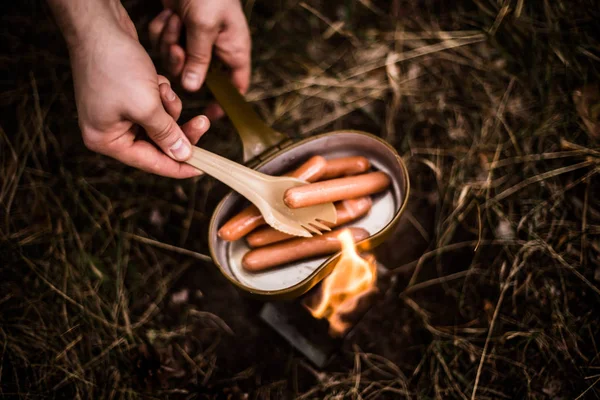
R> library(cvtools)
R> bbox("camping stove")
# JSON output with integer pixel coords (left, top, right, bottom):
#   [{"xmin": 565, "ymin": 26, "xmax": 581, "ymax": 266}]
[{"xmin": 259, "ymin": 261, "xmax": 390, "ymax": 368}]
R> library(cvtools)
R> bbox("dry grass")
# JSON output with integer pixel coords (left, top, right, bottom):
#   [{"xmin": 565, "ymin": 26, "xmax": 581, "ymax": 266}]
[{"xmin": 1, "ymin": 0, "xmax": 600, "ymax": 399}]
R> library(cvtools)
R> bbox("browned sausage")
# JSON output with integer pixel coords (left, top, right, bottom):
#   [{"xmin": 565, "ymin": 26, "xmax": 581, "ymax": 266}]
[
  {"xmin": 283, "ymin": 171, "xmax": 391, "ymax": 209},
  {"xmin": 246, "ymin": 197, "xmax": 373, "ymax": 247},
  {"xmin": 217, "ymin": 156, "xmax": 328, "ymax": 241},
  {"xmin": 242, "ymin": 227, "xmax": 370, "ymax": 271},
  {"xmin": 321, "ymin": 156, "xmax": 370, "ymax": 180}
]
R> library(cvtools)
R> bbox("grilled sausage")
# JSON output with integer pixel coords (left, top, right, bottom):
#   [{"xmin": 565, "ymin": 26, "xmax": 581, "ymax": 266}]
[
  {"xmin": 242, "ymin": 227, "xmax": 370, "ymax": 271},
  {"xmin": 217, "ymin": 155, "xmax": 327, "ymax": 241},
  {"xmin": 246, "ymin": 197, "xmax": 373, "ymax": 247},
  {"xmin": 283, "ymin": 171, "xmax": 391, "ymax": 209},
  {"xmin": 321, "ymin": 156, "xmax": 370, "ymax": 180}
]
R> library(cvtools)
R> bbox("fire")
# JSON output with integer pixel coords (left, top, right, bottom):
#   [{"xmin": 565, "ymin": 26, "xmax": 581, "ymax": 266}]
[{"xmin": 304, "ymin": 229, "xmax": 377, "ymax": 337}]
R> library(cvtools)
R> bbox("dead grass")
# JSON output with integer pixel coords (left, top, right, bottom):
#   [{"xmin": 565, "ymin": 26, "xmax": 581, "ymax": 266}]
[{"xmin": 1, "ymin": 0, "xmax": 600, "ymax": 399}]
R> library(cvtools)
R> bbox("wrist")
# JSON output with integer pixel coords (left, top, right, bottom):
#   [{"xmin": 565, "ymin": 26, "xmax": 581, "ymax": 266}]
[{"xmin": 47, "ymin": 0, "xmax": 122, "ymax": 51}]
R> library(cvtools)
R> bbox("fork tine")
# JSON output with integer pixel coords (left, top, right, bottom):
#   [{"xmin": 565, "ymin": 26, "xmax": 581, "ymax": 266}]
[
  {"xmin": 274, "ymin": 218, "xmax": 314, "ymax": 237},
  {"xmin": 302, "ymin": 224, "xmax": 322, "ymax": 235},
  {"xmin": 310, "ymin": 220, "xmax": 331, "ymax": 232}
]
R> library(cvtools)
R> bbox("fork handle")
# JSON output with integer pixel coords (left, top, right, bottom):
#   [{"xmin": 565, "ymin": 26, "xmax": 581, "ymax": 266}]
[
  {"xmin": 205, "ymin": 68, "xmax": 288, "ymax": 163},
  {"xmin": 185, "ymin": 146, "xmax": 272, "ymax": 211}
]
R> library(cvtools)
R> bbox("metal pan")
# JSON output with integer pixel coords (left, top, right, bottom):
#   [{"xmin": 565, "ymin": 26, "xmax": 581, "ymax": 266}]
[{"xmin": 203, "ymin": 68, "xmax": 410, "ymax": 301}]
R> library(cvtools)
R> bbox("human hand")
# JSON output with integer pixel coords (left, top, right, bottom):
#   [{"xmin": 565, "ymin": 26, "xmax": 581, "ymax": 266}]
[
  {"xmin": 149, "ymin": 0, "xmax": 251, "ymax": 119},
  {"xmin": 65, "ymin": 1, "xmax": 209, "ymax": 178}
]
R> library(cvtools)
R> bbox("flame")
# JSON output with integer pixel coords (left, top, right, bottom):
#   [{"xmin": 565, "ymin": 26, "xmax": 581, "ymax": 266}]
[{"xmin": 304, "ymin": 229, "xmax": 377, "ymax": 337}]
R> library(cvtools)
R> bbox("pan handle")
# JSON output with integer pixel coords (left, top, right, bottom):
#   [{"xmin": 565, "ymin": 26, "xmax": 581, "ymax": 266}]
[{"xmin": 205, "ymin": 68, "xmax": 288, "ymax": 163}]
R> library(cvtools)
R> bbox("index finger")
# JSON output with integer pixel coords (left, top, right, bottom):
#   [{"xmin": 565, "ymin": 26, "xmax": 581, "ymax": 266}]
[
  {"xmin": 107, "ymin": 131, "xmax": 201, "ymax": 179},
  {"xmin": 181, "ymin": 22, "xmax": 219, "ymax": 92},
  {"xmin": 214, "ymin": 7, "xmax": 252, "ymax": 94}
]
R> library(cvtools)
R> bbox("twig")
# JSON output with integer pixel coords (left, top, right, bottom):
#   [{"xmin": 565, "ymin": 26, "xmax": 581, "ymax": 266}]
[
  {"xmin": 124, "ymin": 232, "xmax": 212, "ymax": 263},
  {"xmin": 472, "ymin": 244, "xmax": 537, "ymax": 399},
  {"xmin": 489, "ymin": 160, "xmax": 596, "ymax": 203}
]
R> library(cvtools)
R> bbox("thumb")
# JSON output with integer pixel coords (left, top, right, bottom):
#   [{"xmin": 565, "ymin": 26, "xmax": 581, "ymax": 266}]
[{"xmin": 138, "ymin": 107, "xmax": 192, "ymax": 161}]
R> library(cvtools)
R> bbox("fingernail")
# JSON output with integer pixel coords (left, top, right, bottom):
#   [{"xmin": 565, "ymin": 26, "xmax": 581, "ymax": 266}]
[
  {"xmin": 166, "ymin": 88, "xmax": 177, "ymax": 101},
  {"xmin": 182, "ymin": 71, "xmax": 200, "ymax": 91},
  {"xmin": 193, "ymin": 116, "xmax": 206, "ymax": 129},
  {"xmin": 170, "ymin": 138, "xmax": 191, "ymax": 160}
]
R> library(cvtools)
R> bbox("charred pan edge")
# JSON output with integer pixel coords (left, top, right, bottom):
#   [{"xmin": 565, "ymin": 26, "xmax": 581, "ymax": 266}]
[{"xmin": 208, "ymin": 130, "xmax": 411, "ymax": 301}]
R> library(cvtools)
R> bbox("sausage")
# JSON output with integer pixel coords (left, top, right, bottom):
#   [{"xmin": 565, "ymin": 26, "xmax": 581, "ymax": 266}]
[
  {"xmin": 283, "ymin": 155, "xmax": 328, "ymax": 181},
  {"xmin": 283, "ymin": 171, "xmax": 391, "ymax": 209},
  {"xmin": 216, "ymin": 205, "xmax": 265, "ymax": 243},
  {"xmin": 321, "ymin": 156, "xmax": 370, "ymax": 180},
  {"xmin": 217, "ymin": 155, "xmax": 328, "ymax": 241},
  {"xmin": 242, "ymin": 227, "xmax": 370, "ymax": 272},
  {"xmin": 246, "ymin": 197, "xmax": 373, "ymax": 247}
]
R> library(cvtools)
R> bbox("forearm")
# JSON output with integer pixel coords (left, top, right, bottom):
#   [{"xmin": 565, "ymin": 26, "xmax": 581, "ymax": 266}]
[{"xmin": 47, "ymin": 0, "xmax": 121, "ymax": 49}]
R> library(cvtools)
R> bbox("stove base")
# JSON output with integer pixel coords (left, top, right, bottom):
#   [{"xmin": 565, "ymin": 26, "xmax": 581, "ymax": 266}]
[
  {"xmin": 259, "ymin": 262, "xmax": 390, "ymax": 368},
  {"xmin": 259, "ymin": 301, "xmax": 342, "ymax": 368}
]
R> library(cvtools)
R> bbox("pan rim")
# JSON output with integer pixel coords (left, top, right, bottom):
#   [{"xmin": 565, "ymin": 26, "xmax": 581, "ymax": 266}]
[{"xmin": 208, "ymin": 129, "xmax": 410, "ymax": 299}]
